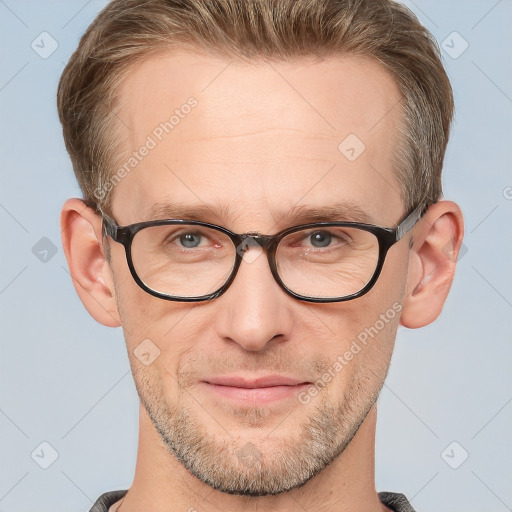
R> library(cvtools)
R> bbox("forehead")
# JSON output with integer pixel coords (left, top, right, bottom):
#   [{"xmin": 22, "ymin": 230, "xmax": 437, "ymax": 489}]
[{"xmin": 112, "ymin": 51, "xmax": 404, "ymax": 228}]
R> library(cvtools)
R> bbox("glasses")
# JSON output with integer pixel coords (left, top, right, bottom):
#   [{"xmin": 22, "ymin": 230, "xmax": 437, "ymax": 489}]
[{"xmin": 100, "ymin": 203, "xmax": 427, "ymax": 303}]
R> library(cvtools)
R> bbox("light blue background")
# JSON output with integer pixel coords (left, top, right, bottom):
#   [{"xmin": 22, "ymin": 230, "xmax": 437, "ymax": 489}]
[{"xmin": 0, "ymin": 1, "xmax": 511, "ymax": 511}]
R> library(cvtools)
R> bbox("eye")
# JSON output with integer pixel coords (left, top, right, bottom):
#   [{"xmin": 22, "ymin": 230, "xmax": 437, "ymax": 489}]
[
  {"xmin": 308, "ymin": 231, "xmax": 332, "ymax": 248},
  {"xmin": 178, "ymin": 232, "xmax": 203, "ymax": 248},
  {"xmin": 161, "ymin": 228, "xmax": 214, "ymax": 251},
  {"xmin": 296, "ymin": 229, "xmax": 351, "ymax": 250},
  {"xmin": 164, "ymin": 227, "xmax": 226, "ymax": 252}
]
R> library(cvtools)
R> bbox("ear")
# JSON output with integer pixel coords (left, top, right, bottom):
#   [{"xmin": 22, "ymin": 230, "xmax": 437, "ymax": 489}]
[
  {"xmin": 400, "ymin": 200, "xmax": 464, "ymax": 329},
  {"xmin": 60, "ymin": 198, "xmax": 121, "ymax": 327}
]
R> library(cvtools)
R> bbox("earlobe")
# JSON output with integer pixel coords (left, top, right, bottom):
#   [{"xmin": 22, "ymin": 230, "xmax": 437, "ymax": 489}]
[
  {"xmin": 60, "ymin": 198, "xmax": 121, "ymax": 327},
  {"xmin": 400, "ymin": 201, "xmax": 464, "ymax": 329}
]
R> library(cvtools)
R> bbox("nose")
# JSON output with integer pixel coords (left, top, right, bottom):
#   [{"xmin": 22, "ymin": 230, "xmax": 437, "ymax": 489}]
[{"xmin": 213, "ymin": 245, "xmax": 294, "ymax": 352}]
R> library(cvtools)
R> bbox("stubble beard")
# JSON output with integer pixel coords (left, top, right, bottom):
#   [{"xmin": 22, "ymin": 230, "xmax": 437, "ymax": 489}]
[{"xmin": 132, "ymin": 360, "xmax": 385, "ymax": 497}]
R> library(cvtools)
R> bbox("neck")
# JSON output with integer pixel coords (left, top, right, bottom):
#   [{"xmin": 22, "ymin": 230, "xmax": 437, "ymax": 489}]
[{"xmin": 118, "ymin": 404, "xmax": 388, "ymax": 512}]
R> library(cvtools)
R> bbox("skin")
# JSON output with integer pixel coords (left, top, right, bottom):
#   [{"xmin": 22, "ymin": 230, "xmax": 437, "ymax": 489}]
[{"xmin": 61, "ymin": 51, "xmax": 464, "ymax": 512}]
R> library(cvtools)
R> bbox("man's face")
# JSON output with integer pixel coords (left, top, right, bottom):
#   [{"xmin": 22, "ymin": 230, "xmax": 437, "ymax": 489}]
[{"xmin": 108, "ymin": 51, "xmax": 409, "ymax": 495}]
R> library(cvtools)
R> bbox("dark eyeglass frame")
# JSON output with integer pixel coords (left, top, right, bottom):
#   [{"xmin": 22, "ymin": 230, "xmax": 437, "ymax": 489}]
[{"xmin": 99, "ymin": 203, "xmax": 428, "ymax": 303}]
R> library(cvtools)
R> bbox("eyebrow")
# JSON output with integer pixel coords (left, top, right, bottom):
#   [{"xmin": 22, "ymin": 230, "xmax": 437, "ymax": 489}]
[{"xmin": 146, "ymin": 200, "xmax": 374, "ymax": 228}]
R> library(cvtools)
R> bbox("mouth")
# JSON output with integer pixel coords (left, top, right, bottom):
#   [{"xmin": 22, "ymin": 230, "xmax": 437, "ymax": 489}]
[{"xmin": 200, "ymin": 375, "xmax": 312, "ymax": 404}]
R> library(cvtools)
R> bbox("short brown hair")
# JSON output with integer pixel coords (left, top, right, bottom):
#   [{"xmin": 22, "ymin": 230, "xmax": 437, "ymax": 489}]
[{"xmin": 57, "ymin": 0, "xmax": 454, "ymax": 214}]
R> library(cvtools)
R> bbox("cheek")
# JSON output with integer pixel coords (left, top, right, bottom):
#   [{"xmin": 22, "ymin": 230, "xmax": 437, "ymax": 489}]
[
  {"xmin": 305, "ymin": 252, "xmax": 407, "ymax": 390},
  {"xmin": 111, "ymin": 249, "xmax": 192, "ymax": 336},
  {"xmin": 331, "ymin": 305, "xmax": 400, "ymax": 369},
  {"xmin": 112, "ymin": 266, "xmax": 209, "ymax": 382}
]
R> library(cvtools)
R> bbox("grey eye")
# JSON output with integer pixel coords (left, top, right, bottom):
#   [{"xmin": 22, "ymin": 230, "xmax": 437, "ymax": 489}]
[
  {"xmin": 309, "ymin": 231, "xmax": 332, "ymax": 248},
  {"xmin": 179, "ymin": 233, "xmax": 202, "ymax": 248}
]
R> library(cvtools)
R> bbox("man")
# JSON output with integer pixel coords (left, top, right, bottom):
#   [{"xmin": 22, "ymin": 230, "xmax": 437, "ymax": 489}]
[{"xmin": 57, "ymin": 0, "xmax": 464, "ymax": 510}]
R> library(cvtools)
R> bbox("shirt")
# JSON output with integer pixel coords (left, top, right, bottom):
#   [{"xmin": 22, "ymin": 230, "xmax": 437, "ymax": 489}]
[{"xmin": 89, "ymin": 489, "xmax": 417, "ymax": 511}]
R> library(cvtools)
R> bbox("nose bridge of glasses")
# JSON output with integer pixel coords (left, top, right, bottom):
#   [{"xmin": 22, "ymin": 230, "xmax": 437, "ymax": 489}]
[{"xmin": 237, "ymin": 232, "xmax": 276, "ymax": 254}]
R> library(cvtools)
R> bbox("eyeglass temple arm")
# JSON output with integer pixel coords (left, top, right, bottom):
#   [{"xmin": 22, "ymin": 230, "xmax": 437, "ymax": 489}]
[
  {"xmin": 94, "ymin": 205, "xmax": 119, "ymax": 239},
  {"xmin": 396, "ymin": 203, "xmax": 428, "ymax": 241}
]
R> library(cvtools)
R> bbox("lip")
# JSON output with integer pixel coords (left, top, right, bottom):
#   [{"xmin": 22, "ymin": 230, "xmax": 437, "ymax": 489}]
[
  {"xmin": 200, "ymin": 375, "xmax": 312, "ymax": 405},
  {"xmin": 203, "ymin": 375, "xmax": 310, "ymax": 388}
]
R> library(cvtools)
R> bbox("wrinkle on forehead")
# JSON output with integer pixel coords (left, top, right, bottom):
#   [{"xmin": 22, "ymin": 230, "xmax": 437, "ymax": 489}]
[{"xmin": 116, "ymin": 51, "xmax": 402, "ymax": 147}]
